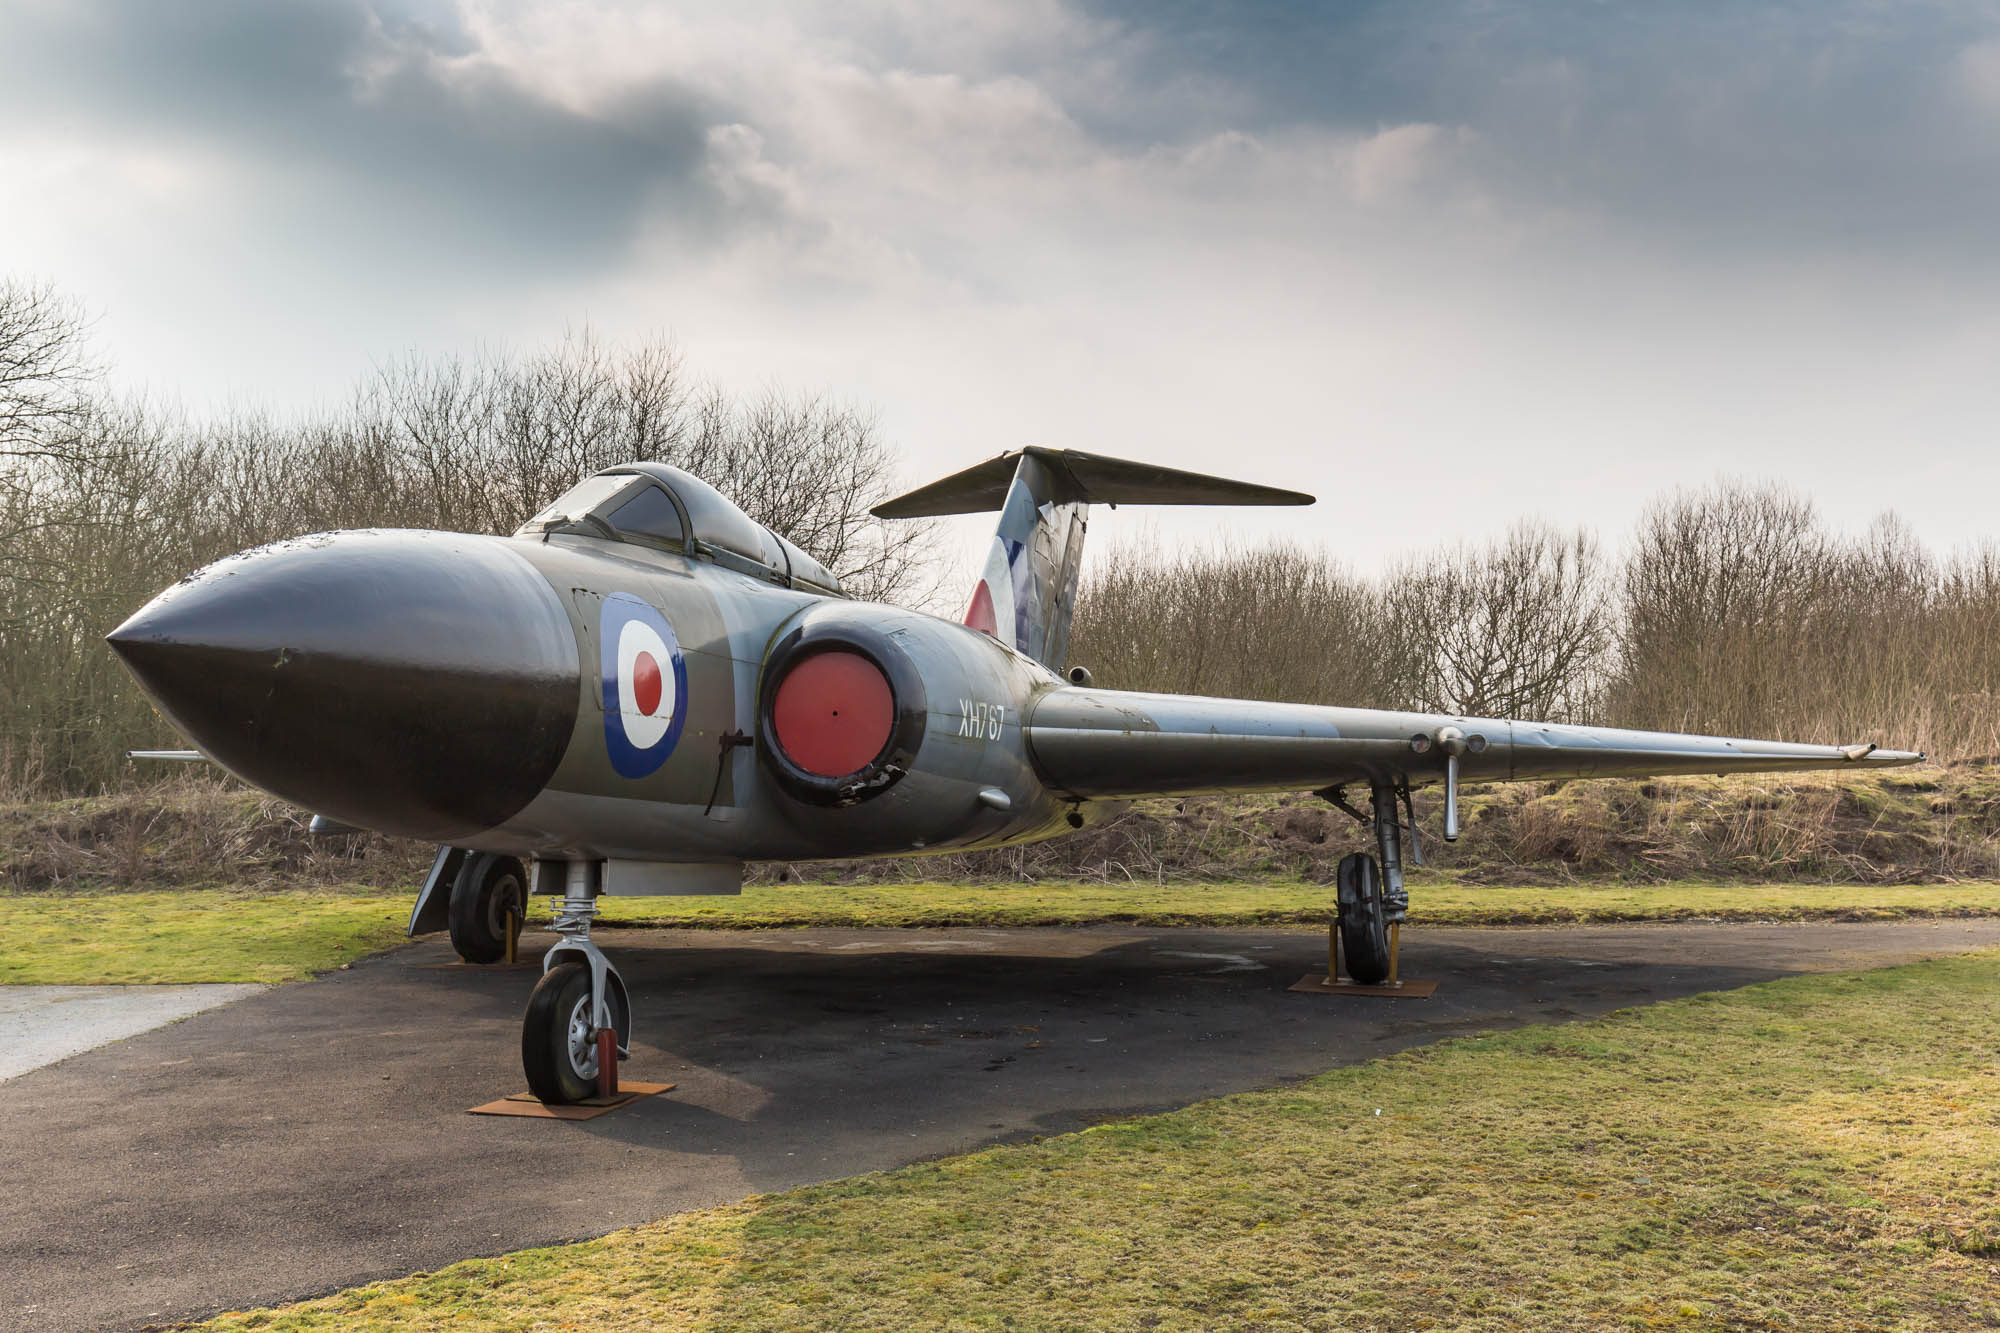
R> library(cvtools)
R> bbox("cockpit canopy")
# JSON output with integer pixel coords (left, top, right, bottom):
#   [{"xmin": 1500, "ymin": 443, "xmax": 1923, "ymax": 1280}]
[{"xmin": 514, "ymin": 462, "xmax": 844, "ymax": 596}]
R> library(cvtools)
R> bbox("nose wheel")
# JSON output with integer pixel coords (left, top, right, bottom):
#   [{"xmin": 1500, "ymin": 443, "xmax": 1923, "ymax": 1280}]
[
  {"xmin": 521, "ymin": 882, "xmax": 631, "ymax": 1104},
  {"xmin": 523, "ymin": 960, "xmax": 630, "ymax": 1103}
]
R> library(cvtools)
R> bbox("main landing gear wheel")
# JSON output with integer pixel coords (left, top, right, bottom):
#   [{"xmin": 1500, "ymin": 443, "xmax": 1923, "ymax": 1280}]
[
  {"xmin": 522, "ymin": 960, "xmax": 630, "ymax": 1104},
  {"xmin": 1337, "ymin": 850, "xmax": 1392, "ymax": 985},
  {"xmin": 448, "ymin": 852, "xmax": 526, "ymax": 964}
]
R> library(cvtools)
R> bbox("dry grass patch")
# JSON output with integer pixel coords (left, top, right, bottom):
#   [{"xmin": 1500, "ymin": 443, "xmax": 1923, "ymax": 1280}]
[
  {"xmin": 187, "ymin": 952, "xmax": 2000, "ymax": 1332},
  {"xmin": 11, "ymin": 766, "xmax": 2000, "ymax": 896},
  {"xmin": 0, "ymin": 774, "xmax": 432, "ymax": 893}
]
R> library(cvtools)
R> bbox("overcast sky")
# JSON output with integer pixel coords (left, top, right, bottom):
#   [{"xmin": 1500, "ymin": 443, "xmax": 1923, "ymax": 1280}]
[{"xmin": 4, "ymin": 0, "xmax": 1998, "ymax": 576}]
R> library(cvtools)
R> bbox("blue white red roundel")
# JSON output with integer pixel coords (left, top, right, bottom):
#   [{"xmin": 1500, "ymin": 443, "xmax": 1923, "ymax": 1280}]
[{"xmin": 600, "ymin": 592, "xmax": 688, "ymax": 779}]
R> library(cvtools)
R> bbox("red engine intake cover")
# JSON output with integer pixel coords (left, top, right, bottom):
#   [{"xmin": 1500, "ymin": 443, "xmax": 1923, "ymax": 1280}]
[{"xmin": 770, "ymin": 650, "xmax": 895, "ymax": 777}]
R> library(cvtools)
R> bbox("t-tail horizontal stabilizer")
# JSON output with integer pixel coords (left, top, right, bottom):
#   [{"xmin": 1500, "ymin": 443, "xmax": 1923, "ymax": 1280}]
[
  {"xmin": 873, "ymin": 447, "xmax": 1313, "ymax": 672},
  {"xmin": 869, "ymin": 447, "xmax": 1314, "ymax": 518}
]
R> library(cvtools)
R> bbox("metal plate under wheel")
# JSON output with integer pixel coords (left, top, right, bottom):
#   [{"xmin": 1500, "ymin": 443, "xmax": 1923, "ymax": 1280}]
[
  {"xmin": 1289, "ymin": 975, "xmax": 1439, "ymax": 998},
  {"xmin": 466, "ymin": 1081, "xmax": 677, "ymax": 1120}
]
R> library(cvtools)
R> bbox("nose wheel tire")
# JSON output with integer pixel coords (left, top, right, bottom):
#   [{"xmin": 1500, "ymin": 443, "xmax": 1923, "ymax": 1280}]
[
  {"xmin": 448, "ymin": 852, "xmax": 527, "ymax": 964},
  {"xmin": 1337, "ymin": 851, "xmax": 1392, "ymax": 985},
  {"xmin": 522, "ymin": 960, "xmax": 628, "ymax": 1104}
]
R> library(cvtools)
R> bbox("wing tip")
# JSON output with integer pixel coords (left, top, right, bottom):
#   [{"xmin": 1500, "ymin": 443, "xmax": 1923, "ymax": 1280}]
[{"xmin": 1844, "ymin": 743, "xmax": 1925, "ymax": 765}]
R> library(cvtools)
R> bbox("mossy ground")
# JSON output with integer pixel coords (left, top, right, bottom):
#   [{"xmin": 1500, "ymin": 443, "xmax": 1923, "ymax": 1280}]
[{"xmin": 185, "ymin": 951, "xmax": 2000, "ymax": 1331}]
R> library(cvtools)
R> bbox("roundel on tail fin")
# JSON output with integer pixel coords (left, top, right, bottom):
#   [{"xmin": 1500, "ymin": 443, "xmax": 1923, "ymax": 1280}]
[{"xmin": 964, "ymin": 580, "xmax": 997, "ymax": 636}]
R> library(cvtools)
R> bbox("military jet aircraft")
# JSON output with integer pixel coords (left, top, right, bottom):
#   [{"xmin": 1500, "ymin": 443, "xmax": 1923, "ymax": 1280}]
[{"xmin": 107, "ymin": 448, "xmax": 1920, "ymax": 1103}]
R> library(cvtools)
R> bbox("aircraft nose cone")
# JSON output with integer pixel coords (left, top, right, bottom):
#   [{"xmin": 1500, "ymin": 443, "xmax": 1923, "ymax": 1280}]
[{"xmin": 107, "ymin": 531, "xmax": 579, "ymax": 842}]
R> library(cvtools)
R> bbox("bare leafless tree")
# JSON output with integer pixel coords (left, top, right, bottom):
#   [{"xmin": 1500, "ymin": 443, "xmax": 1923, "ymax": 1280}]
[
  {"xmin": 0, "ymin": 279, "xmax": 95, "ymax": 467},
  {"xmin": 1609, "ymin": 481, "xmax": 1835, "ymax": 736},
  {"xmin": 1602, "ymin": 480, "xmax": 2000, "ymax": 757},
  {"xmin": 1381, "ymin": 522, "xmax": 1613, "ymax": 720},
  {"xmin": 691, "ymin": 387, "xmax": 943, "ymax": 605},
  {"xmin": 1070, "ymin": 537, "xmax": 1397, "ymax": 707}
]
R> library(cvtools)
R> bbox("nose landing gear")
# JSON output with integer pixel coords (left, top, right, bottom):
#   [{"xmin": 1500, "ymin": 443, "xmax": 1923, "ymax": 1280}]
[
  {"xmin": 521, "ymin": 864, "xmax": 631, "ymax": 1104},
  {"xmin": 524, "ymin": 958, "xmax": 628, "ymax": 1103}
]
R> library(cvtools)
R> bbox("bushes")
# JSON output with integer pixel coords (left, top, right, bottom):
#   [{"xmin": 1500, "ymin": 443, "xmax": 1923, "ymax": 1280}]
[
  {"xmin": 1607, "ymin": 485, "xmax": 2000, "ymax": 759},
  {"xmin": 1070, "ymin": 487, "xmax": 2000, "ymax": 763},
  {"xmin": 1067, "ymin": 522, "xmax": 1617, "ymax": 721},
  {"xmin": 0, "ymin": 773, "xmax": 433, "ymax": 893}
]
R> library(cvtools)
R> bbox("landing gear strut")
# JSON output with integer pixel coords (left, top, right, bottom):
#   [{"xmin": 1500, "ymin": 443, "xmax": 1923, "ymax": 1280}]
[
  {"xmin": 521, "ymin": 862, "xmax": 630, "ymax": 1104},
  {"xmin": 1303, "ymin": 779, "xmax": 1432, "ymax": 995},
  {"xmin": 1334, "ymin": 785, "xmax": 1410, "ymax": 984}
]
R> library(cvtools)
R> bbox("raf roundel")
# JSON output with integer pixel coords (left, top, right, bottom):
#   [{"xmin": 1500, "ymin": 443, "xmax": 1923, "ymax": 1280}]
[{"xmin": 599, "ymin": 592, "xmax": 688, "ymax": 779}]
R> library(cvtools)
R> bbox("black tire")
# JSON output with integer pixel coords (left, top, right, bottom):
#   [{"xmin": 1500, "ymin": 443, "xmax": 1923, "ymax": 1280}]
[
  {"xmin": 1337, "ymin": 851, "xmax": 1392, "ymax": 985},
  {"xmin": 448, "ymin": 852, "xmax": 526, "ymax": 964},
  {"xmin": 523, "ymin": 960, "xmax": 627, "ymax": 1104}
]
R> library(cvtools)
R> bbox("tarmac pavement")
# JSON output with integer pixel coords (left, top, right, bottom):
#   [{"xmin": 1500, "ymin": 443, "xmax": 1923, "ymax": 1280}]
[
  {"xmin": 0, "ymin": 984, "xmax": 264, "ymax": 1082},
  {"xmin": 2, "ymin": 918, "xmax": 1996, "ymax": 1332}
]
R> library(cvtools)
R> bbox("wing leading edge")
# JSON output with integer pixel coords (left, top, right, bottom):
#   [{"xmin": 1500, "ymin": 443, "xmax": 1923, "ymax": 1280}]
[{"xmin": 1024, "ymin": 687, "xmax": 1923, "ymax": 800}]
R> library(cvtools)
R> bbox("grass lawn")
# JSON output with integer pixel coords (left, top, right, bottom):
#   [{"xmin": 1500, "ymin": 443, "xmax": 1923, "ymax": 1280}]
[
  {"xmin": 8, "ymin": 881, "xmax": 2000, "ymax": 985},
  {"xmin": 0, "ymin": 891, "xmax": 410, "ymax": 984},
  {"xmin": 587, "ymin": 876, "xmax": 2000, "ymax": 929},
  {"xmin": 187, "ymin": 949, "xmax": 2000, "ymax": 1331}
]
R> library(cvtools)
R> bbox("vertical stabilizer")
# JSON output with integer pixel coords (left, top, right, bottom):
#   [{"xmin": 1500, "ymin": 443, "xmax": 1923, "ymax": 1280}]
[
  {"xmin": 962, "ymin": 452, "xmax": 1088, "ymax": 669},
  {"xmin": 870, "ymin": 447, "xmax": 1314, "ymax": 672}
]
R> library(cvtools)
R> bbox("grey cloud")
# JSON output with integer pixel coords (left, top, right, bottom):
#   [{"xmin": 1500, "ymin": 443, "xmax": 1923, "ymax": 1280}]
[
  {"xmin": 0, "ymin": 0, "xmax": 728, "ymax": 272},
  {"xmin": 1075, "ymin": 0, "xmax": 2000, "ymax": 259}
]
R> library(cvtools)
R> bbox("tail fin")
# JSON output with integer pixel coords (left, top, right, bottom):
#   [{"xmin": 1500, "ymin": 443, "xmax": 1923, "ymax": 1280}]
[{"xmin": 872, "ymin": 448, "xmax": 1313, "ymax": 670}]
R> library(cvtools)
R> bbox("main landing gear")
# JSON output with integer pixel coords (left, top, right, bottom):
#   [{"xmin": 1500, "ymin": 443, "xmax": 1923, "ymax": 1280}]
[
  {"xmin": 1315, "ymin": 729, "xmax": 1483, "ymax": 993},
  {"xmin": 1307, "ymin": 780, "xmax": 1426, "ymax": 993},
  {"xmin": 448, "ymin": 853, "xmax": 527, "ymax": 964},
  {"xmin": 521, "ymin": 861, "xmax": 631, "ymax": 1104}
]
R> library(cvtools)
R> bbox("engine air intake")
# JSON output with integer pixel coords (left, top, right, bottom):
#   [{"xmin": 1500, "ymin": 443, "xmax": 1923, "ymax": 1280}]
[
  {"xmin": 758, "ymin": 613, "xmax": 927, "ymax": 806},
  {"xmin": 772, "ymin": 651, "xmax": 894, "ymax": 777}
]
